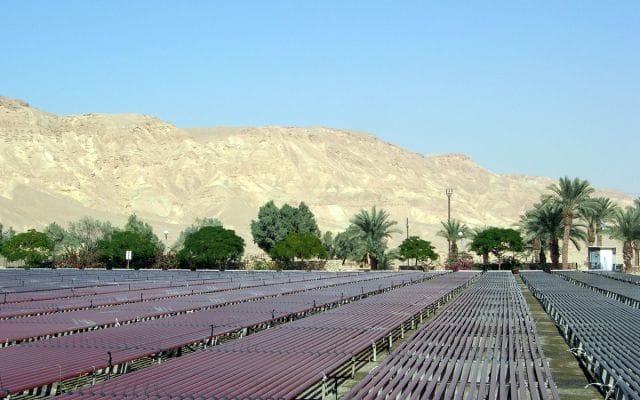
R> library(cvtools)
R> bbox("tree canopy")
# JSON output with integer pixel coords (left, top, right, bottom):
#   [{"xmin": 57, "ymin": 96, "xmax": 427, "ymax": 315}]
[
  {"xmin": 582, "ymin": 197, "xmax": 618, "ymax": 247},
  {"xmin": 398, "ymin": 236, "xmax": 438, "ymax": 267},
  {"xmin": 271, "ymin": 232, "xmax": 327, "ymax": 267},
  {"xmin": 437, "ymin": 219, "xmax": 470, "ymax": 262},
  {"xmin": 97, "ymin": 230, "xmax": 160, "ymax": 269},
  {"xmin": 177, "ymin": 226, "xmax": 245, "ymax": 270},
  {"xmin": 251, "ymin": 201, "xmax": 320, "ymax": 256},
  {"xmin": 544, "ymin": 176, "xmax": 594, "ymax": 268},
  {"xmin": 608, "ymin": 207, "xmax": 640, "ymax": 271},
  {"xmin": 470, "ymin": 227, "xmax": 524, "ymax": 264},
  {"xmin": 125, "ymin": 214, "xmax": 164, "ymax": 251},
  {"xmin": 333, "ymin": 227, "xmax": 359, "ymax": 265},
  {"xmin": 2, "ymin": 229, "xmax": 54, "ymax": 267},
  {"xmin": 321, "ymin": 231, "xmax": 335, "ymax": 259},
  {"xmin": 172, "ymin": 217, "xmax": 222, "ymax": 252},
  {"xmin": 349, "ymin": 207, "xmax": 399, "ymax": 270}
]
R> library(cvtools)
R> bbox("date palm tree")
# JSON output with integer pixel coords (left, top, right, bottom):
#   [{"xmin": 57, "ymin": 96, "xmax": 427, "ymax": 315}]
[
  {"xmin": 350, "ymin": 206, "xmax": 399, "ymax": 270},
  {"xmin": 437, "ymin": 219, "xmax": 471, "ymax": 262},
  {"xmin": 582, "ymin": 197, "xmax": 618, "ymax": 247},
  {"xmin": 519, "ymin": 202, "xmax": 587, "ymax": 269},
  {"xmin": 608, "ymin": 207, "xmax": 640, "ymax": 272},
  {"xmin": 545, "ymin": 177, "xmax": 595, "ymax": 268}
]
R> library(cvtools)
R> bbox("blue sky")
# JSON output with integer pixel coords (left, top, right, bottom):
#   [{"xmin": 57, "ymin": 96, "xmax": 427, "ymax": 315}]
[{"xmin": 2, "ymin": 1, "xmax": 638, "ymax": 196}]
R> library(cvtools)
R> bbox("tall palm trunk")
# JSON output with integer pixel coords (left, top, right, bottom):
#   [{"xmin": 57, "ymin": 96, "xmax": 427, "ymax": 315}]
[
  {"xmin": 366, "ymin": 252, "xmax": 378, "ymax": 270},
  {"xmin": 539, "ymin": 247, "xmax": 547, "ymax": 265},
  {"xmin": 596, "ymin": 233, "xmax": 604, "ymax": 247},
  {"xmin": 532, "ymin": 237, "xmax": 541, "ymax": 263},
  {"xmin": 561, "ymin": 212, "xmax": 572, "ymax": 269},
  {"xmin": 587, "ymin": 223, "xmax": 596, "ymax": 246},
  {"xmin": 622, "ymin": 241, "xmax": 633, "ymax": 272},
  {"xmin": 550, "ymin": 235, "xmax": 560, "ymax": 267},
  {"xmin": 450, "ymin": 241, "xmax": 458, "ymax": 261},
  {"xmin": 482, "ymin": 252, "xmax": 489, "ymax": 264}
]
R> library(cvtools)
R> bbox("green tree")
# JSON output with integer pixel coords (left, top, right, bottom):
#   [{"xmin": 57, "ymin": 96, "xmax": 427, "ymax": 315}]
[
  {"xmin": 321, "ymin": 231, "xmax": 335, "ymax": 258},
  {"xmin": 544, "ymin": 177, "xmax": 595, "ymax": 268},
  {"xmin": 97, "ymin": 230, "xmax": 160, "ymax": 270},
  {"xmin": 608, "ymin": 207, "xmax": 640, "ymax": 271},
  {"xmin": 350, "ymin": 207, "xmax": 399, "ymax": 270},
  {"xmin": 271, "ymin": 232, "xmax": 328, "ymax": 268},
  {"xmin": 437, "ymin": 219, "xmax": 470, "ymax": 262},
  {"xmin": 66, "ymin": 217, "xmax": 114, "ymax": 266},
  {"xmin": 286, "ymin": 202, "xmax": 321, "ymax": 236},
  {"xmin": 0, "ymin": 224, "xmax": 16, "ymax": 249},
  {"xmin": 177, "ymin": 226, "xmax": 245, "ymax": 270},
  {"xmin": 333, "ymin": 228, "xmax": 359, "ymax": 265},
  {"xmin": 398, "ymin": 236, "xmax": 438, "ymax": 267},
  {"xmin": 2, "ymin": 229, "xmax": 54, "ymax": 267},
  {"xmin": 172, "ymin": 217, "xmax": 222, "ymax": 252},
  {"xmin": 377, "ymin": 248, "xmax": 400, "ymax": 270},
  {"xmin": 44, "ymin": 222, "xmax": 67, "ymax": 261},
  {"xmin": 519, "ymin": 202, "xmax": 587, "ymax": 268},
  {"xmin": 251, "ymin": 201, "xmax": 320, "ymax": 256},
  {"xmin": 125, "ymin": 214, "xmax": 163, "ymax": 251},
  {"xmin": 470, "ymin": 227, "xmax": 524, "ymax": 266},
  {"xmin": 582, "ymin": 197, "xmax": 618, "ymax": 247}
]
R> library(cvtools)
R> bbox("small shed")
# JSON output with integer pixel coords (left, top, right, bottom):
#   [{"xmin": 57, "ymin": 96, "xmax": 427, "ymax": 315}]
[{"xmin": 587, "ymin": 246, "xmax": 617, "ymax": 271}]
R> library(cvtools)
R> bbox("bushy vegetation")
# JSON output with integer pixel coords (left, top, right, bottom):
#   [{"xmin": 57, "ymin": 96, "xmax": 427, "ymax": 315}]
[
  {"xmin": 97, "ymin": 231, "xmax": 161, "ymax": 270},
  {"xmin": 2, "ymin": 185, "xmax": 639, "ymax": 271},
  {"xmin": 398, "ymin": 236, "xmax": 438, "ymax": 268},
  {"xmin": 519, "ymin": 176, "xmax": 640, "ymax": 271},
  {"xmin": 177, "ymin": 226, "xmax": 245, "ymax": 270},
  {"xmin": 2, "ymin": 229, "xmax": 53, "ymax": 267},
  {"xmin": 469, "ymin": 227, "xmax": 523, "ymax": 265},
  {"xmin": 251, "ymin": 201, "xmax": 320, "ymax": 256},
  {"xmin": 271, "ymin": 232, "xmax": 327, "ymax": 268}
]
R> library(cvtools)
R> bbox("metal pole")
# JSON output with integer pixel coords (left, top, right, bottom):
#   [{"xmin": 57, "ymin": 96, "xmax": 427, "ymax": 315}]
[
  {"xmin": 446, "ymin": 187, "xmax": 453, "ymax": 222},
  {"xmin": 406, "ymin": 218, "xmax": 409, "ymax": 239},
  {"xmin": 446, "ymin": 188, "xmax": 453, "ymax": 255}
]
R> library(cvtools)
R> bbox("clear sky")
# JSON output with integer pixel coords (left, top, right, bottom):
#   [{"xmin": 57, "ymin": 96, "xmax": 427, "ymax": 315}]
[{"xmin": 2, "ymin": 1, "xmax": 638, "ymax": 196}]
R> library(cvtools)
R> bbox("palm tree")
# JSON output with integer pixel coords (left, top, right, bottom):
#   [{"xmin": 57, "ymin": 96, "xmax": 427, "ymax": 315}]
[
  {"xmin": 520, "ymin": 203, "xmax": 562, "ymax": 267},
  {"xmin": 582, "ymin": 197, "xmax": 618, "ymax": 247},
  {"xmin": 350, "ymin": 207, "xmax": 399, "ymax": 270},
  {"xmin": 545, "ymin": 177, "xmax": 595, "ymax": 268},
  {"xmin": 519, "ymin": 205, "xmax": 546, "ymax": 265},
  {"xmin": 437, "ymin": 219, "xmax": 470, "ymax": 262},
  {"xmin": 608, "ymin": 207, "xmax": 640, "ymax": 272},
  {"xmin": 519, "ymin": 202, "xmax": 587, "ymax": 269}
]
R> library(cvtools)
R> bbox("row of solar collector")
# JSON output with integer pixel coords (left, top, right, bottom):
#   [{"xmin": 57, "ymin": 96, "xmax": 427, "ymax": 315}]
[
  {"xmin": 0, "ymin": 271, "xmax": 369, "ymax": 318},
  {"xmin": 0, "ymin": 271, "xmax": 438, "ymax": 397},
  {"xmin": 0, "ymin": 269, "xmax": 362, "ymax": 302},
  {"xmin": 586, "ymin": 270, "xmax": 640, "ymax": 286},
  {"xmin": 522, "ymin": 271, "xmax": 640, "ymax": 400},
  {"xmin": 554, "ymin": 270, "xmax": 640, "ymax": 309},
  {"xmin": 345, "ymin": 272, "xmax": 559, "ymax": 400},
  {"xmin": 59, "ymin": 272, "xmax": 478, "ymax": 400},
  {"xmin": 0, "ymin": 269, "xmax": 234, "ymax": 294},
  {"xmin": 1, "ymin": 271, "xmax": 407, "ymax": 343}
]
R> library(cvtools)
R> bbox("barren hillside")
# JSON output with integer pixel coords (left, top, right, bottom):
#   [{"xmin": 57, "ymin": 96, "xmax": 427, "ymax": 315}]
[{"xmin": 0, "ymin": 97, "xmax": 633, "ymax": 259}]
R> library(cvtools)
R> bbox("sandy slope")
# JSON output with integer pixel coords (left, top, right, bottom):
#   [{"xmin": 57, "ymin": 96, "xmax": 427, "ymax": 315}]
[{"xmin": 0, "ymin": 97, "xmax": 633, "ymax": 260}]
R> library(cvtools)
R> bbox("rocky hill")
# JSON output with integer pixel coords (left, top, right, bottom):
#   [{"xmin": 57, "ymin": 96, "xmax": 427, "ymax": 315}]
[{"xmin": 0, "ymin": 97, "xmax": 633, "ymax": 259}]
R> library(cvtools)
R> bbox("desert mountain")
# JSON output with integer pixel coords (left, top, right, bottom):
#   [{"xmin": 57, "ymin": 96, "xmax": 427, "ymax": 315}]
[{"xmin": 0, "ymin": 97, "xmax": 633, "ymax": 260}]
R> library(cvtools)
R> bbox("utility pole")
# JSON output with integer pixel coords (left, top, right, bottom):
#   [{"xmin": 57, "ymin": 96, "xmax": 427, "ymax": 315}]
[
  {"xmin": 446, "ymin": 187, "xmax": 453, "ymax": 255},
  {"xmin": 446, "ymin": 187, "xmax": 453, "ymax": 223},
  {"xmin": 406, "ymin": 218, "xmax": 409, "ymax": 239}
]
